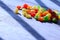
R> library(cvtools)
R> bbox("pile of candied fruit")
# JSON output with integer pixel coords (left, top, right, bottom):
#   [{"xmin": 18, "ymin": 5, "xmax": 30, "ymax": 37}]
[{"xmin": 15, "ymin": 4, "xmax": 60, "ymax": 23}]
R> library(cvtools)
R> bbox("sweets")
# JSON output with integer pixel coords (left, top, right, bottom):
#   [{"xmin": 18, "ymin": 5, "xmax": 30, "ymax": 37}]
[
  {"xmin": 15, "ymin": 4, "xmax": 60, "ymax": 23},
  {"xmin": 17, "ymin": 5, "xmax": 21, "ymax": 10}
]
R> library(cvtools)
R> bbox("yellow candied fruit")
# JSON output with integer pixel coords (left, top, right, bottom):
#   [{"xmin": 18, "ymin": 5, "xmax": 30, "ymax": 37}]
[
  {"xmin": 15, "ymin": 8, "xmax": 19, "ymax": 14},
  {"xmin": 26, "ymin": 14, "xmax": 31, "ymax": 19},
  {"xmin": 58, "ymin": 15, "xmax": 60, "ymax": 20}
]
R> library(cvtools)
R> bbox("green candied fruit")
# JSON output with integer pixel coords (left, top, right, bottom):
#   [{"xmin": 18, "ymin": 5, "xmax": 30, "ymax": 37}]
[
  {"xmin": 34, "ymin": 15, "xmax": 39, "ymax": 20},
  {"xmin": 37, "ymin": 5, "xmax": 41, "ymax": 10},
  {"xmin": 58, "ymin": 12, "xmax": 60, "ymax": 15},
  {"xmin": 44, "ymin": 15, "xmax": 49, "ymax": 22},
  {"xmin": 42, "ymin": 8, "xmax": 46, "ymax": 12},
  {"xmin": 52, "ymin": 18, "xmax": 57, "ymax": 23}
]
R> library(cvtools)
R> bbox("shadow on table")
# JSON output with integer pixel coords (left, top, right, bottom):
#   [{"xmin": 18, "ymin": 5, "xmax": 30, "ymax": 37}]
[
  {"xmin": 0, "ymin": 37, "xmax": 4, "ymax": 40},
  {"xmin": 51, "ymin": 0, "xmax": 60, "ymax": 6},
  {"xmin": 38, "ymin": 20, "xmax": 60, "ymax": 25}
]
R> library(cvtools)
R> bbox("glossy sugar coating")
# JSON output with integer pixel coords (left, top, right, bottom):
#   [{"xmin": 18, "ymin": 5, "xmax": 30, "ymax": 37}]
[{"xmin": 15, "ymin": 4, "xmax": 60, "ymax": 23}]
